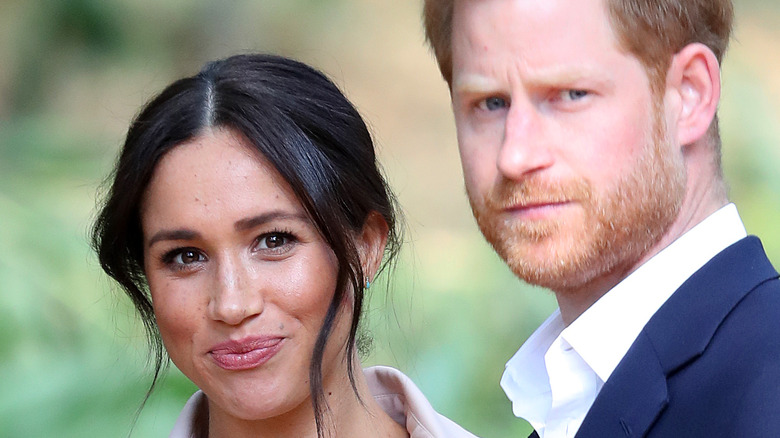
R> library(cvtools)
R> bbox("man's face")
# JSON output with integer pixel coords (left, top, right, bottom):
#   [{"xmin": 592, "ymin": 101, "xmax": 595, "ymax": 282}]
[{"xmin": 450, "ymin": 0, "xmax": 686, "ymax": 294}]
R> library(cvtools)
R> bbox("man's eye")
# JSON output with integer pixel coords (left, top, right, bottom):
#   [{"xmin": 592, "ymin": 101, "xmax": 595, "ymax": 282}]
[
  {"xmin": 479, "ymin": 96, "xmax": 508, "ymax": 111},
  {"xmin": 560, "ymin": 89, "xmax": 589, "ymax": 102}
]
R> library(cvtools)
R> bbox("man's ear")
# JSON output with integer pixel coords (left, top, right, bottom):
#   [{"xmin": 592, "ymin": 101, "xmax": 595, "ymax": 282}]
[
  {"xmin": 665, "ymin": 43, "xmax": 721, "ymax": 147},
  {"xmin": 357, "ymin": 212, "xmax": 389, "ymax": 284}
]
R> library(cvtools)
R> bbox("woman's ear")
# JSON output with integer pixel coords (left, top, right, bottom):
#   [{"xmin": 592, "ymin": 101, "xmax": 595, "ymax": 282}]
[
  {"xmin": 665, "ymin": 43, "xmax": 721, "ymax": 147},
  {"xmin": 357, "ymin": 212, "xmax": 389, "ymax": 285}
]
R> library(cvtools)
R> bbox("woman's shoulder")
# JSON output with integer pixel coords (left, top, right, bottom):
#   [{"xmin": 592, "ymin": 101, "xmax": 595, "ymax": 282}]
[
  {"xmin": 363, "ymin": 366, "xmax": 481, "ymax": 438},
  {"xmin": 170, "ymin": 368, "xmax": 481, "ymax": 438},
  {"xmin": 169, "ymin": 390, "xmax": 207, "ymax": 438}
]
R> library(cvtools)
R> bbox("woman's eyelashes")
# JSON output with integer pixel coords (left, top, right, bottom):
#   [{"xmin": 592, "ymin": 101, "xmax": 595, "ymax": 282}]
[
  {"xmin": 252, "ymin": 230, "xmax": 298, "ymax": 254},
  {"xmin": 162, "ymin": 248, "xmax": 207, "ymax": 271},
  {"xmin": 157, "ymin": 230, "xmax": 299, "ymax": 272}
]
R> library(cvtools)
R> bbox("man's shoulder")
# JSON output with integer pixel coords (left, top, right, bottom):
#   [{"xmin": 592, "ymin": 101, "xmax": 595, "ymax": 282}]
[
  {"xmin": 660, "ymin": 236, "xmax": 777, "ymax": 316},
  {"xmin": 576, "ymin": 237, "xmax": 780, "ymax": 438},
  {"xmin": 708, "ymin": 262, "xmax": 780, "ymax": 349},
  {"xmin": 645, "ymin": 236, "xmax": 779, "ymax": 354},
  {"xmin": 656, "ymin": 236, "xmax": 780, "ymax": 414},
  {"xmin": 686, "ymin": 235, "xmax": 777, "ymax": 283},
  {"xmin": 649, "ymin": 259, "xmax": 780, "ymax": 436}
]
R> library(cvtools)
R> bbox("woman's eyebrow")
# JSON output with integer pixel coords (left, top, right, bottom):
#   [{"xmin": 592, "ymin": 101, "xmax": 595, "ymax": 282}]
[
  {"xmin": 146, "ymin": 211, "xmax": 309, "ymax": 248},
  {"xmin": 233, "ymin": 211, "xmax": 309, "ymax": 232},
  {"xmin": 147, "ymin": 229, "xmax": 200, "ymax": 248}
]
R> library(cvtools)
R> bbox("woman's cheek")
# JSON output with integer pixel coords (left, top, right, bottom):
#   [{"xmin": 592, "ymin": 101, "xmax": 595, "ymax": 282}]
[{"xmin": 151, "ymin": 280, "xmax": 202, "ymax": 361}]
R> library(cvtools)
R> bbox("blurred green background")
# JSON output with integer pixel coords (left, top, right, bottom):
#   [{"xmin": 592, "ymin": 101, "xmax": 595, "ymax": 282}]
[{"xmin": 1, "ymin": 1, "xmax": 779, "ymax": 437}]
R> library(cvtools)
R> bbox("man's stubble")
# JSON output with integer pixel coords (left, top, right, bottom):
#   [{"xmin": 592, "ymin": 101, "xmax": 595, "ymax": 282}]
[{"xmin": 469, "ymin": 102, "xmax": 687, "ymax": 295}]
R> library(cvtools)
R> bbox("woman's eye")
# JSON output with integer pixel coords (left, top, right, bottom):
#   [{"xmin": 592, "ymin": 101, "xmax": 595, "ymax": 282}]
[
  {"xmin": 479, "ymin": 96, "xmax": 508, "ymax": 111},
  {"xmin": 166, "ymin": 249, "xmax": 206, "ymax": 266},
  {"xmin": 255, "ymin": 232, "xmax": 294, "ymax": 250}
]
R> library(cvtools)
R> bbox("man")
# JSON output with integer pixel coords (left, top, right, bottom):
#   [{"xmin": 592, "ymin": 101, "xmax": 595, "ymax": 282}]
[{"xmin": 423, "ymin": 0, "xmax": 780, "ymax": 437}]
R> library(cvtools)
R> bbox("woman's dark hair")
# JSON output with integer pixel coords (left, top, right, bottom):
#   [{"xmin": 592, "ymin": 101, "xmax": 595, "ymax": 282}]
[{"xmin": 91, "ymin": 54, "xmax": 401, "ymax": 436}]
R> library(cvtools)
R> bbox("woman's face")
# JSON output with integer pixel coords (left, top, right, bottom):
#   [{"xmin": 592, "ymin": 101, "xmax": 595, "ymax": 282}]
[{"xmin": 140, "ymin": 128, "xmax": 350, "ymax": 422}]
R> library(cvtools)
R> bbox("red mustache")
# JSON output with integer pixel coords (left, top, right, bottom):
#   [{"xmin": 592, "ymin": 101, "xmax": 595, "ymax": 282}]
[{"xmin": 484, "ymin": 177, "xmax": 592, "ymax": 211}]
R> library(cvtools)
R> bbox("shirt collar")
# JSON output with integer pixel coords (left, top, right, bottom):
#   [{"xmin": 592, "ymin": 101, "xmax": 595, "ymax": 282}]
[
  {"xmin": 500, "ymin": 309, "xmax": 563, "ymax": 424},
  {"xmin": 501, "ymin": 203, "xmax": 746, "ymax": 423},
  {"xmin": 564, "ymin": 203, "xmax": 746, "ymax": 382}
]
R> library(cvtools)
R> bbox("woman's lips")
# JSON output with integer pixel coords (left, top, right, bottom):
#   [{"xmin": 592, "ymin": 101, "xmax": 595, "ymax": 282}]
[{"xmin": 209, "ymin": 337, "xmax": 284, "ymax": 371}]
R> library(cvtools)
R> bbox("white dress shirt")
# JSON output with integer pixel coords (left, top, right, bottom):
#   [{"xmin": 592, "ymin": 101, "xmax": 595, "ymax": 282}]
[{"xmin": 500, "ymin": 204, "xmax": 747, "ymax": 438}]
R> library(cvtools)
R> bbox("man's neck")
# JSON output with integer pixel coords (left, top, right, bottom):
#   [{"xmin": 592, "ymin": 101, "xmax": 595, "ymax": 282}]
[{"xmin": 556, "ymin": 192, "xmax": 729, "ymax": 326}]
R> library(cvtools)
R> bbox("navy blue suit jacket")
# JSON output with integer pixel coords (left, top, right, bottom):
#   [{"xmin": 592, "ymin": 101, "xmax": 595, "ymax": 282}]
[{"xmin": 530, "ymin": 236, "xmax": 780, "ymax": 438}]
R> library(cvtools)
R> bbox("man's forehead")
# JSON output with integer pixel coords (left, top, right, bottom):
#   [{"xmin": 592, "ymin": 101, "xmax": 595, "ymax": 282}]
[
  {"xmin": 453, "ymin": 0, "xmax": 608, "ymax": 22},
  {"xmin": 452, "ymin": 0, "xmax": 614, "ymax": 43},
  {"xmin": 450, "ymin": 0, "xmax": 624, "ymax": 88}
]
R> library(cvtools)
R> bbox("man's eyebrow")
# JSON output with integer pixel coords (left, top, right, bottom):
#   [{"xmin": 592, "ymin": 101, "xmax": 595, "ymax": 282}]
[
  {"xmin": 452, "ymin": 74, "xmax": 502, "ymax": 96},
  {"xmin": 147, "ymin": 229, "xmax": 200, "ymax": 248},
  {"xmin": 453, "ymin": 67, "xmax": 614, "ymax": 96},
  {"xmin": 529, "ymin": 66, "xmax": 615, "ymax": 89},
  {"xmin": 233, "ymin": 211, "xmax": 309, "ymax": 232}
]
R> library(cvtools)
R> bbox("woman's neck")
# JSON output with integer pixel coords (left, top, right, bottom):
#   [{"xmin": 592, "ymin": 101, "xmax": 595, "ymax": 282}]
[{"xmin": 206, "ymin": 359, "xmax": 409, "ymax": 438}]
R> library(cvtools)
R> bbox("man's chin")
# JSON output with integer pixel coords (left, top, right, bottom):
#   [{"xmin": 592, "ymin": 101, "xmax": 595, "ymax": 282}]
[
  {"xmin": 504, "ymin": 254, "xmax": 602, "ymax": 292},
  {"xmin": 494, "ymin": 233, "xmax": 614, "ymax": 290}
]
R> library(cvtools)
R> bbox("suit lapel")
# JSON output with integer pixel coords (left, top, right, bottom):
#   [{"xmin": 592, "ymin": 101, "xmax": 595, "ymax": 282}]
[
  {"xmin": 575, "ymin": 237, "xmax": 778, "ymax": 437},
  {"xmin": 574, "ymin": 331, "xmax": 668, "ymax": 437}
]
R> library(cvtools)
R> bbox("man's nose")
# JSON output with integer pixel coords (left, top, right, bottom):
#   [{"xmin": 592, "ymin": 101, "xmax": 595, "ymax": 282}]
[
  {"xmin": 497, "ymin": 102, "xmax": 554, "ymax": 180},
  {"xmin": 207, "ymin": 255, "xmax": 264, "ymax": 325}
]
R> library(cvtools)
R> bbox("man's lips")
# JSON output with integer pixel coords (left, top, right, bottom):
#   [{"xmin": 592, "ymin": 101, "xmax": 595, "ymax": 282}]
[
  {"xmin": 209, "ymin": 336, "xmax": 285, "ymax": 371},
  {"xmin": 506, "ymin": 200, "xmax": 571, "ymax": 210},
  {"xmin": 503, "ymin": 200, "xmax": 573, "ymax": 218}
]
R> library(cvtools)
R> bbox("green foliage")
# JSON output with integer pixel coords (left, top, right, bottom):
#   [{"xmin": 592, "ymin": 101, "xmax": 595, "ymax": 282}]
[{"xmin": 1, "ymin": 1, "xmax": 778, "ymax": 437}]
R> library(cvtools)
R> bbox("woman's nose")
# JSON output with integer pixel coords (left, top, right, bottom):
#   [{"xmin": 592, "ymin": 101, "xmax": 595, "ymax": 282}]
[{"xmin": 207, "ymin": 255, "xmax": 264, "ymax": 325}]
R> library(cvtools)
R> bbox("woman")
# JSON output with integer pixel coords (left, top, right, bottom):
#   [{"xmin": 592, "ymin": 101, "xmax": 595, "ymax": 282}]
[{"xmin": 92, "ymin": 54, "xmax": 477, "ymax": 438}]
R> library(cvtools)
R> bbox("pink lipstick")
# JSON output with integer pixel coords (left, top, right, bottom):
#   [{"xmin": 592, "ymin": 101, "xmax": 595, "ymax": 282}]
[{"xmin": 209, "ymin": 337, "xmax": 284, "ymax": 370}]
